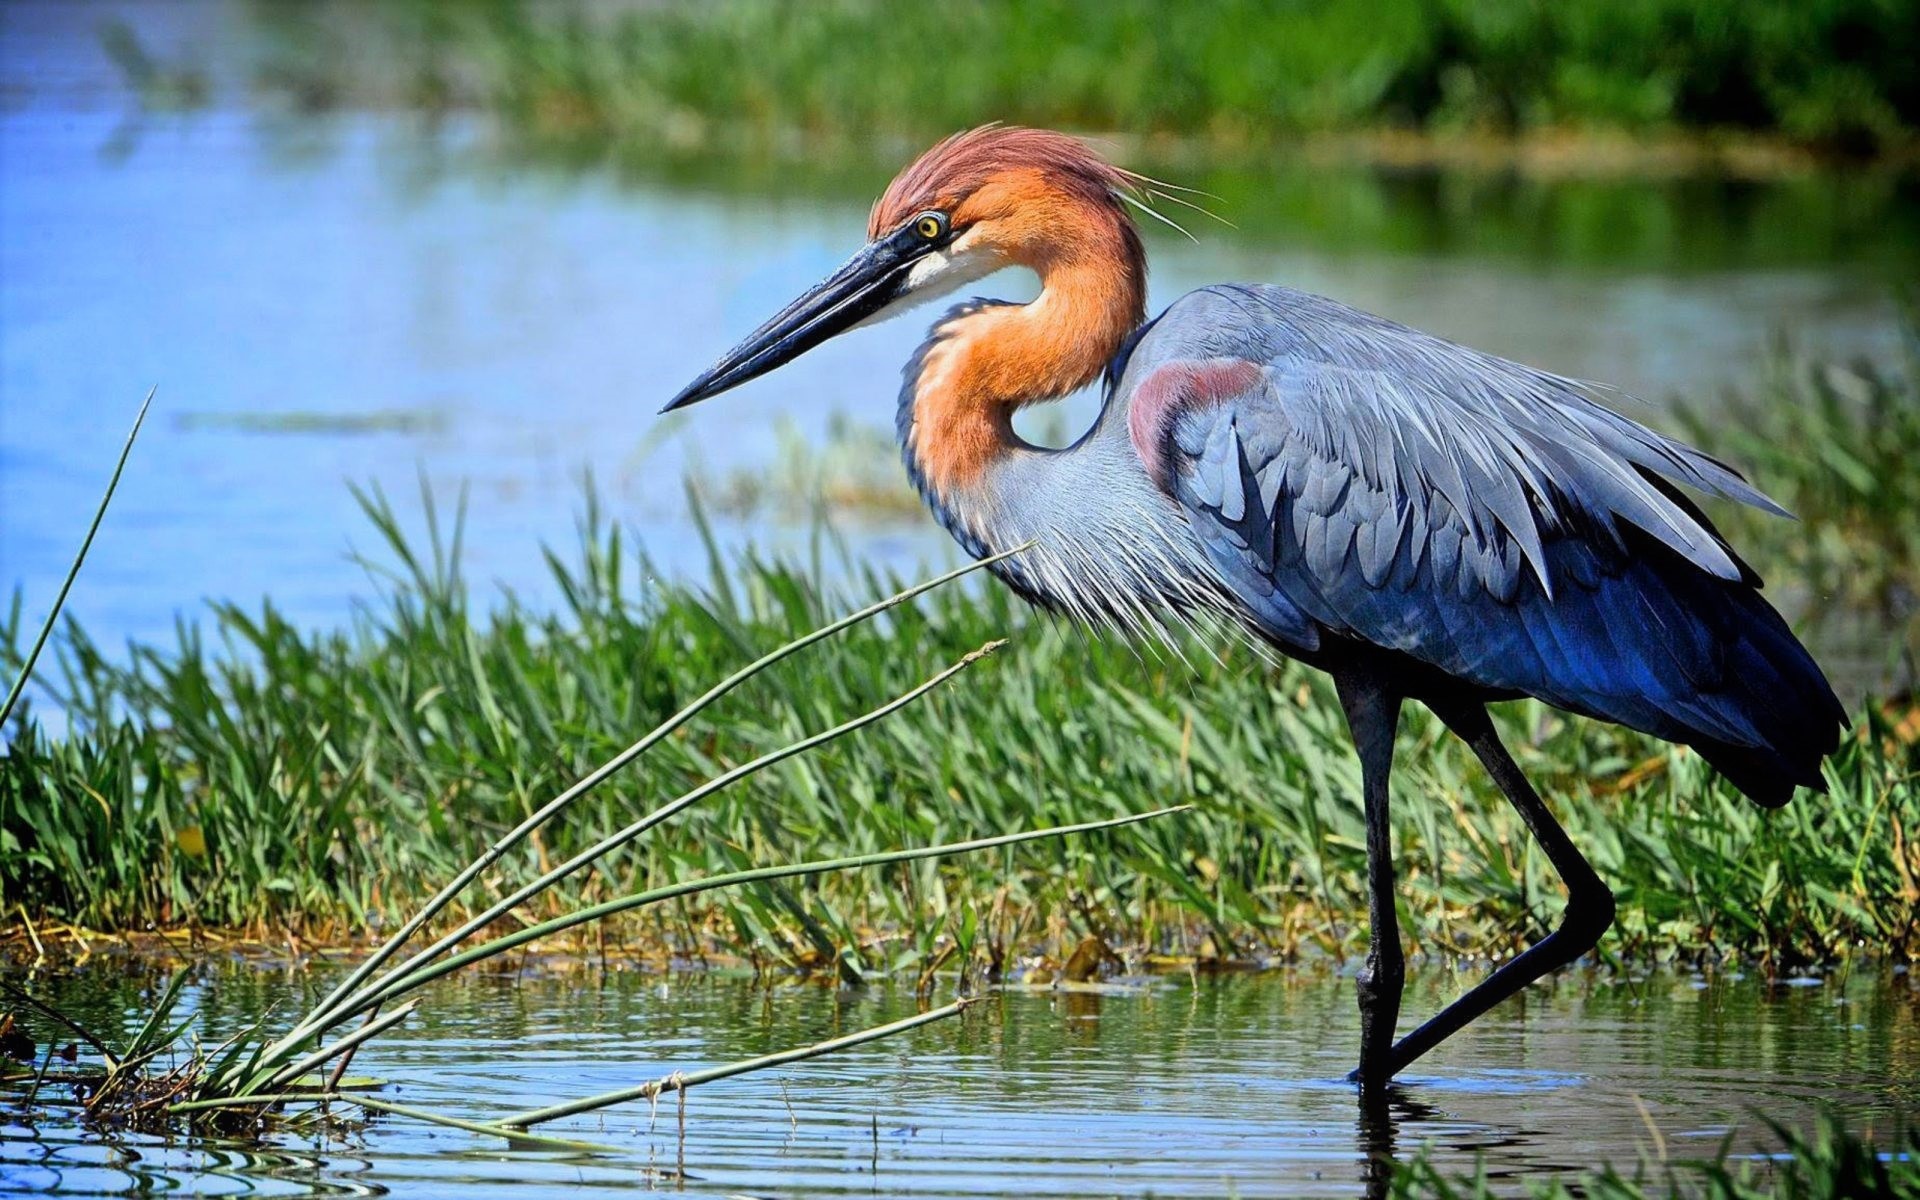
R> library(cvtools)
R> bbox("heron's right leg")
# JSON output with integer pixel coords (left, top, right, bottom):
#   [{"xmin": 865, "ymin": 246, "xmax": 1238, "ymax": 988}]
[{"xmin": 1334, "ymin": 670, "xmax": 1405, "ymax": 1095}]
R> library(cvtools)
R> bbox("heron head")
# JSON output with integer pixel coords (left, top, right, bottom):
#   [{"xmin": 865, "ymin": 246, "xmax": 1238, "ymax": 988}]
[{"xmin": 663, "ymin": 125, "xmax": 1145, "ymax": 413}]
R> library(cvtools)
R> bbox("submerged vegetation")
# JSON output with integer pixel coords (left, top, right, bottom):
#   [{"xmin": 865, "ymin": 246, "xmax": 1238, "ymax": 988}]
[{"xmin": 687, "ymin": 414, "xmax": 925, "ymax": 525}]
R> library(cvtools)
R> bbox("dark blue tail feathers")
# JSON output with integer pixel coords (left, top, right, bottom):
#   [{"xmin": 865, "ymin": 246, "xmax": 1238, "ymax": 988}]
[{"xmin": 1683, "ymin": 586, "xmax": 1846, "ymax": 807}]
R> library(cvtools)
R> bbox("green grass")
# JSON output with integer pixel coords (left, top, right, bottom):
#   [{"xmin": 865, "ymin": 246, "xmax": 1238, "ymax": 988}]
[
  {"xmin": 1671, "ymin": 311, "xmax": 1920, "ymax": 697},
  {"xmin": 1, "ymin": 483, "xmax": 1914, "ymax": 970},
  {"xmin": 111, "ymin": 2, "xmax": 1920, "ymax": 156},
  {"xmin": 1676, "ymin": 315, "xmax": 1920, "ymax": 614},
  {"xmin": 1394, "ymin": 1113, "xmax": 1920, "ymax": 1199},
  {"xmin": 4, "ymin": 326, "xmax": 1919, "ymax": 973},
  {"xmin": 352, "ymin": 0, "xmax": 1920, "ymax": 154}
]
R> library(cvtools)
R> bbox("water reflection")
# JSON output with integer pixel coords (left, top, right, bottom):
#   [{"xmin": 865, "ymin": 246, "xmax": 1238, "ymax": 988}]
[
  {"xmin": 6, "ymin": 964, "xmax": 1910, "ymax": 1197},
  {"xmin": 1357, "ymin": 1088, "xmax": 1444, "ymax": 1200},
  {"xmin": 0, "ymin": 1115, "xmax": 367, "ymax": 1196}
]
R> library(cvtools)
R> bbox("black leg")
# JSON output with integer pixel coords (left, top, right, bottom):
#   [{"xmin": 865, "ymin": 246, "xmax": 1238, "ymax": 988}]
[
  {"xmin": 1334, "ymin": 670, "xmax": 1405, "ymax": 1095},
  {"xmin": 1384, "ymin": 699, "xmax": 1616, "ymax": 1077}
]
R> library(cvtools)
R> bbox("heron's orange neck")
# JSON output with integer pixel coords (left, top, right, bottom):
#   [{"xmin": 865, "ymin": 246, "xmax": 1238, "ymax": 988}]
[{"xmin": 904, "ymin": 223, "xmax": 1146, "ymax": 500}]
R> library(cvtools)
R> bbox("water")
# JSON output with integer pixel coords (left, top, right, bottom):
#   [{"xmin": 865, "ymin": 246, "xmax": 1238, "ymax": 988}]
[
  {"xmin": 2, "ymin": 1, "xmax": 1915, "ymax": 661},
  {"xmin": 1, "ymin": 963, "xmax": 1913, "ymax": 1197}
]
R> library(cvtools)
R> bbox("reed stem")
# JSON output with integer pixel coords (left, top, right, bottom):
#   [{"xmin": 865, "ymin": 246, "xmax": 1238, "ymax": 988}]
[
  {"xmin": 336, "ymin": 807, "xmax": 1185, "ymax": 1026},
  {"xmin": 260, "ymin": 1000, "xmax": 418, "ymax": 1091},
  {"xmin": 238, "ymin": 551, "xmax": 1026, "ymax": 1090},
  {"xmin": 503, "ymin": 998, "xmax": 975, "ymax": 1129},
  {"xmin": 295, "ymin": 549, "xmax": 1018, "ymax": 1029},
  {"xmin": 261, "ymin": 640, "xmax": 1005, "ymax": 1075}
]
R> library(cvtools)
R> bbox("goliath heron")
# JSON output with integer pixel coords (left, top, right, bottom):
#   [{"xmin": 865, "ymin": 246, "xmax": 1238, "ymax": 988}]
[{"xmin": 665, "ymin": 126, "xmax": 1845, "ymax": 1092}]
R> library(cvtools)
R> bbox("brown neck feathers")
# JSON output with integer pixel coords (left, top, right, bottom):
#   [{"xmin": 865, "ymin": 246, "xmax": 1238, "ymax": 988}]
[{"xmin": 906, "ymin": 201, "xmax": 1146, "ymax": 499}]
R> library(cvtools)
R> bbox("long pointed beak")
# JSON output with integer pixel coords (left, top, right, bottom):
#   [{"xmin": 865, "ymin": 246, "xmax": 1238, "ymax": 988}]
[{"xmin": 663, "ymin": 230, "xmax": 925, "ymax": 413}]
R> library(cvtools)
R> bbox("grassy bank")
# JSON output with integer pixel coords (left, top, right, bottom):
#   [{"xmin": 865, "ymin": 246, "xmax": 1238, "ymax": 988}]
[
  {"xmin": 242, "ymin": 0, "xmax": 1920, "ymax": 157},
  {"xmin": 100, "ymin": 2, "xmax": 1920, "ymax": 170},
  {"xmin": 2, "ymin": 526, "xmax": 1915, "ymax": 968},
  {"xmin": 4, "ymin": 329, "xmax": 1919, "ymax": 972},
  {"xmin": 85, "ymin": 3, "xmax": 1920, "ymax": 282}
]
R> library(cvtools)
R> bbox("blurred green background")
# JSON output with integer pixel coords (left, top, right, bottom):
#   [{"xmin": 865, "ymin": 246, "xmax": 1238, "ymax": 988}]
[{"xmin": 167, "ymin": 0, "xmax": 1920, "ymax": 154}]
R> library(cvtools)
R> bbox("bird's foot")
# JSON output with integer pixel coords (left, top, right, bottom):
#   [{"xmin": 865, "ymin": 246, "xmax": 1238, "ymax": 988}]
[{"xmin": 1351, "ymin": 1067, "xmax": 1397, "ymax": 1098}]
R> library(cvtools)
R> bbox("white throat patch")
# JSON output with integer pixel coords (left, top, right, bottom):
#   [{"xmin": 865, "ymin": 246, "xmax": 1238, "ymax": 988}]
[{"xmin": 855, "ymin": 241, "xmax": 1005, "ymax": 329}]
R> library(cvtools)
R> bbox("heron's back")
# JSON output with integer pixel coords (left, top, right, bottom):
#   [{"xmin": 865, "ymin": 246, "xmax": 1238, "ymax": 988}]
[{"xmin": 1128, "ymin": 284, "xmax": 1845, "ymax": 805}]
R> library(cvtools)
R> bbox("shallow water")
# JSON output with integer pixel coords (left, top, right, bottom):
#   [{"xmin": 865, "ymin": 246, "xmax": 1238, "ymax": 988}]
[
  {"xmin": 1, "ymin": 963, "xmax": 1914, "ymax": 1197},
  {"xmin": 2, "ymin": 0, "xmax": 1915, "ymax": 667}
]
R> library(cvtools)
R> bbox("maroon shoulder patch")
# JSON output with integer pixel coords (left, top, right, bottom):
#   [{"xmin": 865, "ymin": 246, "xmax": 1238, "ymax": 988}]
[{"xmin": 1128, "ymin": 359, "xmax": 1262, "ymax": 490}]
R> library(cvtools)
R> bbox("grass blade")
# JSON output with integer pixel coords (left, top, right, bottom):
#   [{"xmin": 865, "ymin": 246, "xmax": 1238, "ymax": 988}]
[
  {"xmin": 1, "ymin": 388, "xmax": 152, "ymax": 730},
  {"xmin": 119, "ymin": 971, "xmax": 189, "ymax": 1064}
]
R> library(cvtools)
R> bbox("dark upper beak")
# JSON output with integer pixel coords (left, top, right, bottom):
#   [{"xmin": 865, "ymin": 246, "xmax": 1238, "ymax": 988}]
[{"xmin": 663, "ymin": 227, "xmax": 928, "ymax": 413}]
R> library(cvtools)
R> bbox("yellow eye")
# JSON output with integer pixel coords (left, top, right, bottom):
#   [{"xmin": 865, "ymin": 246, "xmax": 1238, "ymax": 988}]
[{"xmin": 916, "ymin": 214, "xmax": 944, "ymax": 240}]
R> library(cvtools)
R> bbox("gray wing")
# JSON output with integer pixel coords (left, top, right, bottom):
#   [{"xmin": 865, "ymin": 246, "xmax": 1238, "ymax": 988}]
[{"xmin": 1129, "ymin": 284, "xmax": 1829, "ymax": 757}]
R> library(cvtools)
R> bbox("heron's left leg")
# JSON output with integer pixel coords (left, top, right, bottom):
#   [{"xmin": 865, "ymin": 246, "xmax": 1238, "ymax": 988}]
[{"xmin": 1384, "ymin": 699, "xmax": 1615, "ymax": 1077}]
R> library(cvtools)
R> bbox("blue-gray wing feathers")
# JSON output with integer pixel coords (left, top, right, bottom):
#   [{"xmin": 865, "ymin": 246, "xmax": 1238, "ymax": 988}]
[{"xmin": 1129, "ymin": 284, "xmax": 1842, "ymax": 800}]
